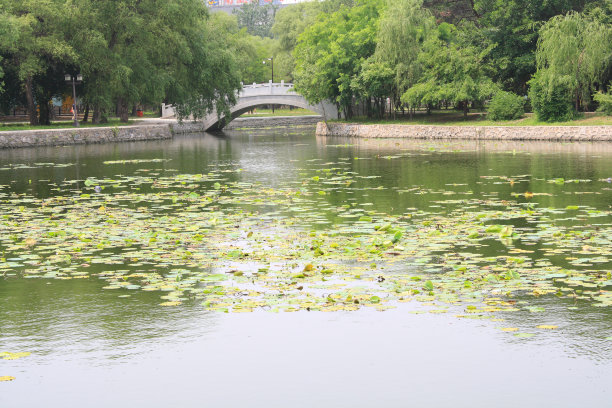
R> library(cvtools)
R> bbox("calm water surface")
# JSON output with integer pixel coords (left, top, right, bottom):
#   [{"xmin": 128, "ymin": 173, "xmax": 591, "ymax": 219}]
[{"xmin": 1, "ymin": 128, "xmax": 611, "ymax": 407}]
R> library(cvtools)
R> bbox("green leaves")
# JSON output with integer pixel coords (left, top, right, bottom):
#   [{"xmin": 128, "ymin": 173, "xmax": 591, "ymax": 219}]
[
  {"xmin": 402, "ymin": 27, "xmax": 498, "ymax": 112},
  {"xmin": 293, "ymin": 0, "xmax": 384, "ymax": 113},
  {"xmin": 391, "ymin": 231, "xmax": 403, "ymax": 243}
]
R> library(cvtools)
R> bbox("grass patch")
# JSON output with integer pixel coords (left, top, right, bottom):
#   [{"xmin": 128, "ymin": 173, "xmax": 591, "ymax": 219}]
[
  {"xmin": 0, "ymin": 119, "xmax": 135, "ymax": 132},
  {"xmin": 333, "ymin": 110, "xmax": 612, "ymax": 126}
]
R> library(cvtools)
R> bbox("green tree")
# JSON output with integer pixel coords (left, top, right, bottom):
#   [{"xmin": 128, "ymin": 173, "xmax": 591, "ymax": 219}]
[
  {"xmin": 271, "ymin": 1, "xmax": 325, "ymax": 81},
  {"xmin": 271, "ymin": 0, "xmax": 353, "ymax": 82},
  {"xmin": 233, "ymin": 0, "xmax": 278, "ymax": 38},
  {"xmin": 209, "ymin": 12, "xmax": 275, "ymax": 85},
  {"xmin": 528, "ymin": 71, "xmax": 575, "ymax": 121},
  {"xmin": 67, "ymin": 0, "xmax": 241, "ymax": 123},
  {"xmin": 351, "ymin": 57, "xmax": 394, "ymax": 118},
  {"xmin": 487, "ymin": 90, "xmax": 525, "ymax": 120},
  {"xmin": 375, "ymin": 0, "xmax": 435, "ymax": 111},
  {"xmin": 0, "ymin": 0, "xmax": 74, "ymax": 125},
  {"xmin": 474, "ymin": 0, "xmax": 605, "ymax": 93},
  {"xmin": 535, "ymin": 10, "xmax": 612, "ymax": 111},
  {"xmin": 0, "ymin": 10, "xmax": 21, "ymax": 112},
  {"xmin": 293, "ymin": 0, "xmax": 384, "ymax": 118},
  {"xmin": 594, "ymin": 88, "xmax": 612, "ymax": 115},
  {"xmin": 402, "ymin": 23, "xmax": 498, "ymax": 116}
]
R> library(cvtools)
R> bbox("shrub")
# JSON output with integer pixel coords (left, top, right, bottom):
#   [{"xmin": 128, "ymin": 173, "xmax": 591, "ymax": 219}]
[
  {"xmin": 487, "ymin": 91, "xmax": 525, "ymax": 121},
  {"xmin": 528, "ymin": 73, "xmax": 575, "ymax": 122},
  {"xmin": 594, "ymin": 91, "xmax": 612, "ymax": 116}
]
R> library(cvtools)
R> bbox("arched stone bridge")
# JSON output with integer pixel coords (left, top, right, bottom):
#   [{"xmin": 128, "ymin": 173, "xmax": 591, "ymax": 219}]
[{"xmin": 162, "ymin": 82, "xmax": 338, "ymax": 131}]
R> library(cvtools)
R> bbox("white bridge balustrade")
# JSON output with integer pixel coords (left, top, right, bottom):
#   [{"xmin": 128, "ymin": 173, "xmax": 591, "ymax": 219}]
[
  {"xmin": 161, "ymin": 81, "xmax": 339, "ymax": 131},
  {"xmin": 239, "ymin": 81, "xmax": 294, "ymax": 96}
]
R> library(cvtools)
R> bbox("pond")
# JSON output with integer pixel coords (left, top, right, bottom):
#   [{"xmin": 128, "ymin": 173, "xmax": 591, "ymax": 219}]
[{"xmin": 1, "ymin": 128, "xmax": 611, "ymax": 407}]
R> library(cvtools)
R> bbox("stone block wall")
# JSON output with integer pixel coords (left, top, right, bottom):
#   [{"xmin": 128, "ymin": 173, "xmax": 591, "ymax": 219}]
[
  {"xmin": 0, "ymin": 125, "xmax": 172, "ymax": 149},
  {"xmin": 316, "ymin": 122, "xmax": 612, "ymax": 141}
]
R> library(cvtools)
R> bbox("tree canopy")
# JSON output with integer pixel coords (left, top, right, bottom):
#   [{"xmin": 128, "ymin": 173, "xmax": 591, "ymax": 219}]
[
  {"xmin": 1, "ymin": 0, "xmax": 610, "ymax": 125},
  {"xmin": 535, "ymin": 10, "xmax": 612, "ymax": 110},
  {"xmin": 233, "ymin": 0, "xmax": 278, "ymax": 38},
  {"xmin": 293, "ymin": 0, "xmax": 383, "ymax": 117},
  {"xmin": 284, "ymin": 0, "xmax": 611, "ymax": 121},
  {"xmin": 0, "ymin": 0, "xmax": 244, "ymax": 124}
]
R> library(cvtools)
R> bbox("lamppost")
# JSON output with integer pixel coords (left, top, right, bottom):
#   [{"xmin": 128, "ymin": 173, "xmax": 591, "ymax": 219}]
[
  {"xmin": 263, "ymin": 57, "xmax": 274, "ymax": 113},
  {"xmin": 64, "ymin": 73, "xmax": 83, "ymax": 127}
]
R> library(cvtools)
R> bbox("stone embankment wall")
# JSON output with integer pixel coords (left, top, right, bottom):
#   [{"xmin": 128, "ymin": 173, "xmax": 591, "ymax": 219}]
[
  {"xmin": 171, "ymin": 115, "xmax": 322, "ymax": 134},
  {"xmin": 0, "ymin": 125, "xmax": 172, "ymax": 149},
  {"xmin": 0, "ymin": 115, "xmax": 324, "ymax": 149},
  {"xmin": 170, "ymin": 122, "xmax": 206, "ymax": 134},
  {"xmin": 225, "ymin": 115, "xmax": 321, "ymax": 129},
  {"xmin": 316, "ymin": 122, "xmax": 612, "ymax": 141}
]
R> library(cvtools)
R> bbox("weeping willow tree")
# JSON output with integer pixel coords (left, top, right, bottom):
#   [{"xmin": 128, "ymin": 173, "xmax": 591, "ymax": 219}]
[
  {"xmin": 374, "ymin": 0, "xmax": 435, "ymax": 110},
  {"xmin": 535, "ymin": 10, "xmax": 612, "ymax": 111}
]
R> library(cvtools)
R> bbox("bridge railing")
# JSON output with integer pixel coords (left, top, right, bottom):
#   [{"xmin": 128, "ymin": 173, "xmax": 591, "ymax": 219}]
[
  {"xmin": 161, "ymin": 82, "xmax": 297, "ymax": 118},
  {"xmin": 240, "ymin": 81, "xmax": 295, "ymax": 97}
]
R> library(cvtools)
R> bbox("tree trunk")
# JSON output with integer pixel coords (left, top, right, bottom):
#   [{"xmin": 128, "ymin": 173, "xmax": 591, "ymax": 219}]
[
  {"xmin": 131, "ymin": 105, "xmax": 137, "ymax": 117},
  {"xmin": 49, "ymin": 104, "xmax": 58, "ymax": 121},
  {"xmin": 575, "ymin": 90, "xmax": 580, "ymax": 112},
  {"xmin": 92, "ymin": 105, "xmax": 101, "ymax": 124},
  {"xmin": 25, "ymin": 77, "xmax": 39, "ymax": 126},
  {"xmin": 117, "ymin": 98, "xmax": 129, "ymax": 123},
  {"xmin": 463, "ymin": 101, "xmax": 469, "ymax": 117},
  {"xmin": 38, "ymin": 99, "xmax": 51, "ymax": 125},
  {"xmin": 82, "ymin": 104, "xmax": 90, "ymax": 123}
]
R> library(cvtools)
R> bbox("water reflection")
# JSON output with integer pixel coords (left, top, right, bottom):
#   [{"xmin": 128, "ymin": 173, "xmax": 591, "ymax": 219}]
[{"xmin": 0, "ymin": 279, "xmax": 218, "ymax": 363}]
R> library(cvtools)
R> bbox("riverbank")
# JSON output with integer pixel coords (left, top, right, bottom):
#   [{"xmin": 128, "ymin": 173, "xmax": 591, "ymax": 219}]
[
  {"xmin": 0, "ymin": 124, "xmax": 172, "ymax": 149},
  {"xmin": 0, "ymin": 116, "xmax": 325, "ymax": 149},
  {"xmin": 316, "ymin": 122, "xmax": 612, "ymax": 141}
]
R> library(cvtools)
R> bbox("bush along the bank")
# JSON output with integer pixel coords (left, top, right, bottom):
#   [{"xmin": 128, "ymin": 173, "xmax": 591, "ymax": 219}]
[
  {"xmin": 528, "ymin": 73, "xmax": 575, "ymax": 122},
  {"xmin": 487, "ymin": 91, "xmax": 525, "ymax": 121},
  {"xmin": 594, "ymin": 91, "xmax": 612, "ymax": 116}
]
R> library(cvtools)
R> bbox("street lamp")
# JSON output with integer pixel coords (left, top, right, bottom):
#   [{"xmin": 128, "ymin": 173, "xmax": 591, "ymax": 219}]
[
  {"xmin": 65, "ymin": 73, "xmax": 83, "ymax": 127},
  {"xmin": 263, "ymin": 57, "xmax": 274, "ymax": 113}
]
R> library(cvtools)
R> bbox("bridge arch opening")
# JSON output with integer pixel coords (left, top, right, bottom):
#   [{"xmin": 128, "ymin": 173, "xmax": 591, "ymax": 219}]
[{"xmin": 236, "ymin": 105, "xmax": 318, "ymax": 118}]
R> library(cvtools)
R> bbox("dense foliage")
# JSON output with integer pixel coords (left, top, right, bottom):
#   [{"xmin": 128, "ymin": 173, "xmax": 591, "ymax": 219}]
[
  {"xmin": 293, "ymin": 0, "xmax": 383, "ymax": 117},
  {"xmin": 528, "ymin": 72, "xmax": 576, "ymax": 121},
  {"xmin": 283, "ymin": 0, "xmax": 611, "ymax": 121},
  {"xmin": 0, "ymin": 0, "xmax": 610, "ymax": 125},
  {"xmin": 0, "ymin": 0, "xmax": 244, "ymax": 124},
  {"xmin": 487, "ymin": 91, "xmax": 525, "ymax": 121},
  {"xmin": 594, "ymin": 90, "xmax": 612, "ymax": 115},
  {"xmin": 232, "ymin": 0, "xmax": 278, "ymax": 38}
]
